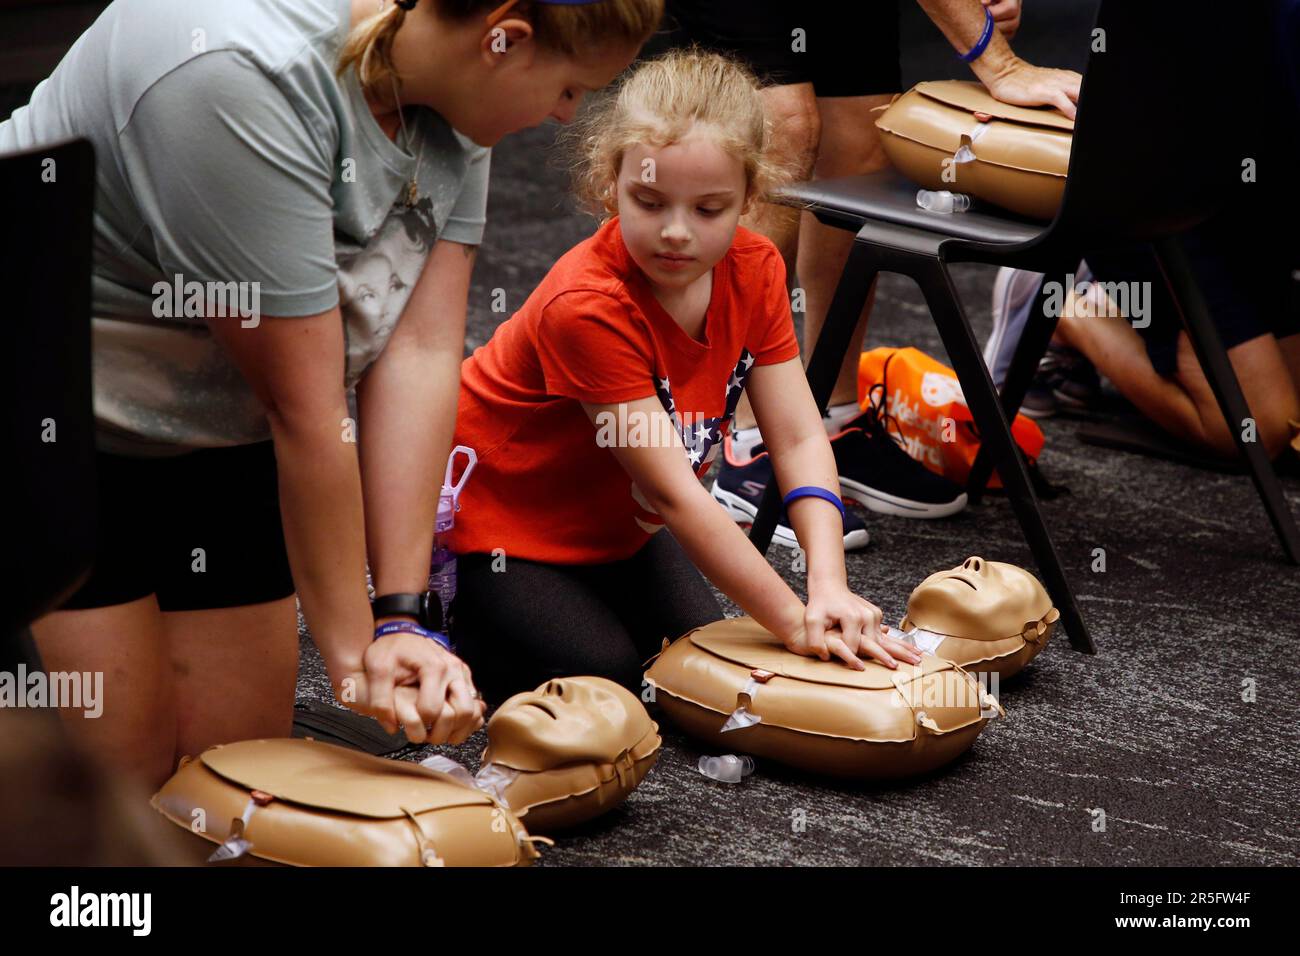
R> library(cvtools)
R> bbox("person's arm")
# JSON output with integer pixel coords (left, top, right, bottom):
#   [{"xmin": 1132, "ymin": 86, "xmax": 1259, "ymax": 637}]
[
  {"xmin": 203, "ymin": 308, "xmax": 373, "ymax": 689},
  {"xmin": 580, "ymin": 395, "xmax": 917, "ymax": 670},
  {"xmin": 354, "ymin": 237, "xmax": 485, "ymax": 742},
  {"xmin": 206, "ymin": 305, "xmax": 477, "ymax": 743},
  {"xmin": 745, "ymin": 358, "xmax": 922, "ymax": 670},
  {"xmin": 916, "ymin": 0, "xmax": 1081, "ymax": 118},
  {"xmin": 118, "ymin": 49, "xmax": 474, "ymax": 740},
  {"xmin": 358, "ymin": 239, "xmax": 472, "ymax": 599}
]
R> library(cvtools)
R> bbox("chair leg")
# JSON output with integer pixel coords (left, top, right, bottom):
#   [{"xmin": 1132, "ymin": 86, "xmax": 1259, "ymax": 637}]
[
  {"xmin": 749, "ymin": 235, "xmax": 881, "ymax": 555},
  {"xmin": 968, "ymin": 269, "xmax": 1069, "ymax": 502},
  {"xmin": 1152, "ymin": 237, "xmax": 1300, "ymax": 564},
  {"xmin": 918, "ymin": 256, "xmax": 1096, "ymax": 654}
]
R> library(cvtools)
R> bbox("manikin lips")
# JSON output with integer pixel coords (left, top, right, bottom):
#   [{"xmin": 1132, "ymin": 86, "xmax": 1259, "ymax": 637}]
[
  {"xmin": 523, "ymin": 701, "xmax": 558, "ymax": 719},
  {"xmin": 945, "ymin": 575, "xmax": 979, "ymax": 591}
]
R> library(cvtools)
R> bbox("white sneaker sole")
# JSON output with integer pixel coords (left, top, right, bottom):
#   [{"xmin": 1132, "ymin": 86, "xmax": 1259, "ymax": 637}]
[
  {"xmin": 710, "ymin": 485, "xmax": 870, "ymax": 551},
  {"xmin": 839, "ymin": 476, "xmax": 968, "ymax": 518}
]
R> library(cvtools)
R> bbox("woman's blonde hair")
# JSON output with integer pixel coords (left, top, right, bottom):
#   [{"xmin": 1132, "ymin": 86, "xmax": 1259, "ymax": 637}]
[
  {"xmin": 337, "ymin": 0, "xmax": 663, "ymax": 103},
  {"xmin": 566, "ymin": 47, "xmax": 797, "ymax": 220}
]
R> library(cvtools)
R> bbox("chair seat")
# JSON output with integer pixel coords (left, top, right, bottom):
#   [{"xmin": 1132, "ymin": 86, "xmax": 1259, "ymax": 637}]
[{"xmin": 776, "ymin": 168, "xmax": 1047, "ymax": 247}]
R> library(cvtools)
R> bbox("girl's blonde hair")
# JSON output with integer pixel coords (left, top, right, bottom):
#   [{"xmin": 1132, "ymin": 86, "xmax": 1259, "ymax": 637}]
[
  {"xmin": 338, "ymin": 0, "xmax": 664, "ymax": 103},
  {"xmin": 567, "ymin": 47, "xmax": 797, "ymax": 220}
]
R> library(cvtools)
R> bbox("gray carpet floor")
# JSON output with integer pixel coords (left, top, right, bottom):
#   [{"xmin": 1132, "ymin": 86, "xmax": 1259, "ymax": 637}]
[{"xmin": 299, "ymin": 2, "xmax": 1300, "ymax": 866}]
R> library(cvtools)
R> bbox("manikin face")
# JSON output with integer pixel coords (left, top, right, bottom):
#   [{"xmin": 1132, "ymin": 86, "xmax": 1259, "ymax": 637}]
[
  {"xmin": 616, "ymin": 129, "xmax": 750, "ymax": 298},
  {"xmin": 907, "ymin": 556, "xmax": 1053, "ymax": 642},
  {"xmin": 486, "ymin": 677, "xmax": 652, "ymax": 770}
]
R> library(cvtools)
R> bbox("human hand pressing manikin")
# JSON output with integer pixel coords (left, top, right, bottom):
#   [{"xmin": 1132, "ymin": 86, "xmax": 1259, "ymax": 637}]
[
  {"xmin": 785, "ymin": 584, "xmax": 924, "ymax": 672},
  {"xmin": 333, "ymin": 635, "xmax": 485, "ymax": 746}
]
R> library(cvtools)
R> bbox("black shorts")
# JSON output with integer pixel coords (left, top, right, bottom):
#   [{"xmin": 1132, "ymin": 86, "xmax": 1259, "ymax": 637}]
[
  {"xmin": 60, "ymin": 441, "xmax": 295, "ymax": 612},
  {"xmin": 653, "ymin": 1, "xmax": 902, "ymax": 97}
]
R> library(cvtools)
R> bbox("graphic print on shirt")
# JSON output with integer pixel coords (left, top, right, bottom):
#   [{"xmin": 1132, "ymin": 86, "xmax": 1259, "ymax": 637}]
[
  {"xmin": 336, "ymin": 195, "xmax": 439, "ymax": 390},
  {"xmin": 654, "ymin": 347, "xmax": 757, "ymax": 469},
  {"xmin": 630, "ymin": 347, "xmax": 758, "ymax": 534}
]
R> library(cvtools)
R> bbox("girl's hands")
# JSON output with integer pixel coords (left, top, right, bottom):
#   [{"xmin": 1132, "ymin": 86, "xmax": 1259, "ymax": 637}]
[
  {"xmin": 332, "ymin": 633, "xmax": 485, "ymax": 745},
  {"xmin": 785, "ymin": 584, "xmax": 923, "ymax": 670}
]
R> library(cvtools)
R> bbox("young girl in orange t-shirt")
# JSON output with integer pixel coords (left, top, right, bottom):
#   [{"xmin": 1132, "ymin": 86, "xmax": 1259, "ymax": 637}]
[{"xmin": 448, "ymin": 50, "xmax": 921, "ymax": 702}]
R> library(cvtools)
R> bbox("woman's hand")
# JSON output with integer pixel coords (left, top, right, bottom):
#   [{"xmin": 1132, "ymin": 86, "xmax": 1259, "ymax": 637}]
[
  {"xmin": 784, "ymin": 584, "xmax": 923, "ymax": 670},
  {"xmin": 332, "ymin": 634, "xmax": 485, "ymax": 745}
]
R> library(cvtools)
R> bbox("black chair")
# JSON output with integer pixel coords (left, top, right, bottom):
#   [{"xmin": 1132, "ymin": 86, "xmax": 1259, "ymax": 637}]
[
  {"xmin": 748, "ymin": 0, "xmax": 1299, "ymax": 655},
  {"xmin": 2, "ymin": 136, "xmax": 98, "ymax": 670}
]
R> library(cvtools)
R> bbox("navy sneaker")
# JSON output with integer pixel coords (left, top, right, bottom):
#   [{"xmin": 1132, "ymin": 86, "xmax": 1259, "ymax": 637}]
[
  {"xmin": 834, "ymin": 385, "xmax": 968, "ymax": 518},
  {"xmin": 710, "ymin": 438, "xmax": 870, "ymax": 551},
  {"xmin": 1023, "ymin": 342, "xmax": 1102, "ymax": 418}
]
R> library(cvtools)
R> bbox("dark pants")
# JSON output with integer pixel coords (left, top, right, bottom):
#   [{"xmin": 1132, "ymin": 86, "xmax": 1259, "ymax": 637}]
[{"xmin": 450, "ymin": 531, "xmax": 725, "ymax": 705}]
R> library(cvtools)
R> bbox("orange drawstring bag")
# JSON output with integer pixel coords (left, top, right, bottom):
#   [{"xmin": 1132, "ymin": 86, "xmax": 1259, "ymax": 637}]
[{"xmin": 856, "ymin": 347, "xmax": 1044, "ymax": 489}]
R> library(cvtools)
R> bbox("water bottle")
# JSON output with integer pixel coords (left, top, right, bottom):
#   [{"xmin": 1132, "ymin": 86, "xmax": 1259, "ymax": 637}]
[
  {"xmin": 916, "ymin": 189, "xmax": 971, "ymax": 214},
  {"xmin": 427, "ymin": 446, "xmax": 477, "ymax": 630},
  {"xmin": 697, "ymin": 754, "xmax": 755, "ymax": 783}
]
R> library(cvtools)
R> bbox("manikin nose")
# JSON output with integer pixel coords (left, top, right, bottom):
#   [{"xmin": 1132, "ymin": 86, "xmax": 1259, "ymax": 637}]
[
  {"xmin": 543, "ymin": 680, "xmax": 566, "ymax": 698},
  {"xmin": 962, "ymin": 557, "xmax": 986, "ymax": 575}
]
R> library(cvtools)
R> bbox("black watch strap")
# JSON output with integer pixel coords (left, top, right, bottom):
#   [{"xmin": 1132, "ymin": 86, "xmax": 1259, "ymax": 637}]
[{"xmin": 371, "ymin": 591, "xmax": 443, "ymax": 632}]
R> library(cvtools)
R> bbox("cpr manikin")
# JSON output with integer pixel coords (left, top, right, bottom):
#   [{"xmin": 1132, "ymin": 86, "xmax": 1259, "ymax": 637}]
[
  {"xmin": 645, "ymin": 616, "xmax": 1001, "ymax": 780},
  {"xmin": 899, "ymin": 555, "xmax": 1059, "ymax": 679},
  {"xmin": 473, "ymin": 676, "xmax": 661, "ymax": 833},
  {"xmin": 152, "ymin": 738, "xmax": 541, "ymax": 867}
]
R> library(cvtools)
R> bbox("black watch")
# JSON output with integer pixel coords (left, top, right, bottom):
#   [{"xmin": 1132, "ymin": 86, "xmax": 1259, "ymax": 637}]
[{"xmin": 371, "ymin": 591, "xmax": 443, "ymax": 633}]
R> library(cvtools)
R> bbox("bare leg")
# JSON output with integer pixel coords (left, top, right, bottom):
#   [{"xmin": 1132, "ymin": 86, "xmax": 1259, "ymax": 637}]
[
  {"xmin": 784, "ymin": 94, "xmax": 895, "ymax": 416},
  {"xmin": 741, "ymin": 82, "xmax": 820, "ymax": 272},
  {"xmin": 1278, "ymin": 333, "xmax": 1300, "ymax": 389},
  {"xmin": 731, "ymin": 83, "xmax": 820, "ymax": 432},
  {"xmin": 29, "ymin": 595, "xmax": 179, "ymax": 790},
  {"xmin": 1057, "ymin": 299, "xmax": 1300, "ymax": 459},
  {"xmin": 163, "ymin": 594, "xmax": 299, "ymax": 764}
]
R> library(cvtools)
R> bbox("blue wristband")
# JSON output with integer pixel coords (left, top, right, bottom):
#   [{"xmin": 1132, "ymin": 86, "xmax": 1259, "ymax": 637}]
[
  {"xmin": 958, "ymin": 7, "xmax": 995, "ymax": 63},
  {"xmin": 374, "ymin": 620, "xmax": 455, "ymax": 653},
  {"xmin": 782, "ymin": 486, "xmax": 846, "ymax": 519}
]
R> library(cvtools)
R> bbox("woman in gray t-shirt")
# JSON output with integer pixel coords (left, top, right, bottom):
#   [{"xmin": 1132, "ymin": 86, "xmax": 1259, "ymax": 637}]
[{"xmin": 6, "ymin": 0, "xmax": 658, "ymax": 789}]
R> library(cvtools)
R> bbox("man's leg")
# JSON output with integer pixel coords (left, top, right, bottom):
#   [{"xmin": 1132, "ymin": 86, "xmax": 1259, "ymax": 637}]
[
  {"xmin": 733, "ymin": 93, "xmax": 895, "ymax": 432},
  {"xmin": 795, "ymin": 93, "xmax": 896, "ymax": 412},
  {"xmin": 731, "ymin": 82, "xmax": 820, "ymax": 433},
  {"xmin": 1057, "ymin": 296, "xmax": 1300, "ymax": 459}
]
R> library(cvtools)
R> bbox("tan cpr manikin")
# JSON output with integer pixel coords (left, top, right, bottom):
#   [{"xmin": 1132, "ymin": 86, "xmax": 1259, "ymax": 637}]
[
  {"xmin": 875, "ymin": 80, "xmax": 1074, "ymax": 219},
  {"xmin": 645, "ymin": 616, "xmax": 1001, "ymax": 780},
  {"xmin": 901, "ymin": 556, "xmax": 1059, "ymax": 680},
  {"xmin": 477, "ymin": 676, "xmax": 661, "ymax": 833},
  {"xmin": 152, "ymin": 738, "xmax": 541, "ymax": 867}
]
